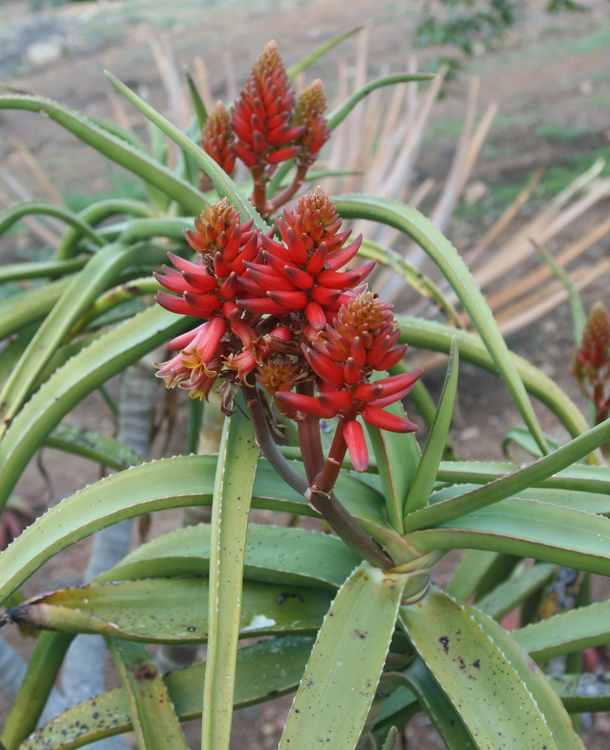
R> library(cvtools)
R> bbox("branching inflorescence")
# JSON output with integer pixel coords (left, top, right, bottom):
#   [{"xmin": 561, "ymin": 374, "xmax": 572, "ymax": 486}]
[{"xmin": 154, "ymin": 43, "xmax": 420, "ymax": 567}]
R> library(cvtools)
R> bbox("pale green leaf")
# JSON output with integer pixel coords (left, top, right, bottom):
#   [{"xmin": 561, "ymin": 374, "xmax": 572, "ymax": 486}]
[
  {"xmin": 279, "ymin": 563, "xmax": 405, "ymax": 750},
  {"xmin": 404, "ymin": 341, "xmax": 458, "ymax": 517}
]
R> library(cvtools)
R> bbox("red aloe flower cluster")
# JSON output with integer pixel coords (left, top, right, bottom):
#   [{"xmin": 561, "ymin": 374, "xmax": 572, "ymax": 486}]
[
  {"xmin": 199, "ymin": 41, "xmax": 329, "ymax": 216},
  {"xmin": 276, "ymin": 292, "xmax": 420, "ymax": 470},
  {"xmin": 238, "ymin": 188, "xmax": 372, "ymax": 329},
  {"xmin": 573, "ymin": 302, "xmax": 610, "ymax": 426},
  {"xmin": 200, "ymin": 102, "xmax": 235, "ymax": 190},
  {"xmin": 156, "ymin": 188, "xmax": 420, "ymax": 476}
]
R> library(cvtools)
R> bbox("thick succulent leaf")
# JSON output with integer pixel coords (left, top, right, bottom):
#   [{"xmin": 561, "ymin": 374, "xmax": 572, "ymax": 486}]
[
  {"xmin": 109, "ymin": 639, "xmax": 189, "ymax": 750},
  {"xmin": 286, "ymin": 26, "xmax": 363, "ymax": 78},
  {"xmin": 381, "ymin": 727, "xmax": 399, "ymax": 750},
  {"xmin": 446, "ymin": 550, "xmax": 518, "ymax": 602},
  {"xmin": 404, "ymin": 341, "xmax": 458, "ymax": 517},
  {"xmin": 105, "ymin": 73, "xmax": 266, "ymax": 228},
  {"xmin": 397, "ymin": 315, "xmax": 590, "ymax": 444},
  {"xmin": 550, "ymin": 673, "xmax": 610, "ymax": 713},
  {"xmin": 279, "ymin": 563, "xmax": 405, "ymax": 750},
  {"xmin": 335, "ymin": 196, "xmax": 548, "ymax": 453},
  {"xmin": 0, "ymin": 276, "xmax": 72, "ymax": 340},
  {"xmin": 514, "ymin": 600, "xmax": 610, "ymax": 662},
  {"xmin": 201, "ymin": 407, "xmax": 259, "ymax": 750},
  {"xmin": 0, "ymin": 632, "xmax": 72, "ymax": 749},
  {"xmin": 0, "ymin": 305, "xmax": 193, "ymax": 509},
  {"xmin": 502, "ymin": 427, "xmax": 560, "ymax": 460},
  {"xmin": 0, "ymin": 94, "xmax": 204, "ymax": 214},
  {"xmin": 436, "ymin": 459, "xmax": 610, "ymax": 495},
  {"xmin": 0, "ymin": 201, "xmax": 102, "ymax": 246},
  {"xmin": 401, "ymin": 659, "xmax": 476, "ymax": 749},
  {"xmin": 185, "ymin": 72, "xmax": 207, "ymax": 128},
  {"xmin": 0, "ymin": 242, "xmax": 163, "ymax": 434},
  {"xmin": 468, "ymin": 604, "xmax": 584, "ymax": 748},
  {"xmin": 328, "ymin": 74, "xmax": 434, "ymax": 130},
  {"xmin": 476, "ymin": 563, "xmax": 557, "ymax": 620},
  {"xmin": 22, "ymin": 636, "xmax": 314, "ymax": 750},
  {"xmin": 57, "ymin": 198, "xmax": 154, "ymax": 259},
  {"xmin": 408, "ymin": 498, "xmax": 610, "ymax": 575},
  {"xmin": 432, "ymin": 480, "xmax": 610, "ymax": 516},
  {"xmin": 101, "ymin": 522, "xmax": 360, "ymax": 589},
  {"xmin": 5, "ymin": 578, "xmax": 331, "ymax": 642},
  {"xmin": 0, "ymin": 455, "xmax": 383, "ymax": 603},
  {"xmin": 400, "ymin": 589, "xmax": 582, "ymax": 749},
  {"xmin": 360, "ymin": 239, "xmax": 461, "ymax": 326},
  {"xmin": 405, "ymin": 416, "xmax": 610, "ymax": 531},
  {"xmin": 46, "ymin": 424, "xmax": 145, "ymax": 470},
  {"xmin": 0, "ymin": 257, "xmax": 87, "ymax": 283}
]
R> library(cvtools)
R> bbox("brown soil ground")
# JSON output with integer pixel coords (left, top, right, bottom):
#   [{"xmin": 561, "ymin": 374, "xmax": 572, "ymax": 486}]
[{"xmin": 1, "ymin": 0, "xmax": 610, "ymax": 747}]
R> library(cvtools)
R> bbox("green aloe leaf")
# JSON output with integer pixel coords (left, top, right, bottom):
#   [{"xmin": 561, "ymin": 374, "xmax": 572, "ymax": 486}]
[
  {"xmin": 0, "ymin": 276, "xmax": 72, "ymax": 340},
  {"xmin": 335, "ymin": 196, "xmax": 548, "ymax": 453},
  {"xmin": 550, "ymin": 673, "xmax": 610, "ymax": 713},
  {"xmin": 109, "ymin": 639, "xmax": 189, "ymax": 750},
  {"xmin": 381, "ymin": 727, "xmax": 399, "ymax": 750},
  {"xmin": 185, "ymin": 72, "xmax": 208, "ymax": 128},
  {"xmin": 476, "ymin": 562, "xmax": 557, "ymax": 620},
  {"xmin": 397, "ymin": 315, "xmax": 592, "ymax": 448},
  {"xmin": 514, "ymin": 599, "xmax": 610, "ymax": 662},
  {"xmin": 22, "ymin": 636, "xmax": 314, "ymax": 750},
  {"xmin": 287, "ymin": 26, "xmax": 363, "ymax": 78},
  {"xmin": 364, "ymin": 377, "xmax": 420, "ymax": 532},
  {"xmin": 328, "ymin": 74, "xmax": 434, "ymax": 130},
  {"xmin": 0, "ymin": 201, "xmax": 103, "ymax": 246},
  {"xmin": 405, "ymin": 416, "xmax": 610, "ymax": 531},
  {"xmin": 0, "ymin": 454, "xmax": 383, "ymax": 605},
  {"xmin": 57, "ymin": 198, "xmax": 153, "ymax": 259},
  {"xmin": 537, "ymin": 243, "xmax": 586, "ymax": 344},
  {"xmin": 0, "ymin": 242, "xmax": 162, "ymax": 435},
  {"xmin": 101, "ymin": 522, "xmax": 360, "ymax": 589},
  {"xmin": 446, "ymin": 550, "xmax": 517, "ymax": 601},
  {"xmin": 404, "ymin": 341, "xmax": 459, "ymax": 517},
  {"xmin": 4, "ymin": 578, "xmax": 331, "ymax": 643},
  {"xmin": 279, "ymin": 563, "xmax": 405, "ymax": 750},
  {"xmin": 0, "ymin": 632, "xmax": 72, "ymax": 750},
  {"xmin": 0, "ymin": 305, "xmax": 192, "ymax": 509},
  {"xmin": 0, "ymin": 95, "xmax": 203, "ymax": 214},
  {"xmin": 400, "ymin": 589, "xmax": 583, "ymax": 749},
  {"xmin": 502, "ymin": 426, "xmax": 560, "ymax": 460},
  {"xmin": 201, "ymin": 406, "xmax": 259, "ymax": 750},
  {"xmin": 105, "ymin": 72, "xmax": 266, "ymax": 229},
  {"xmin": 408, "ymin": 497, "xmax": 610, "ymax": 575},
  {"xmin": 436, "ymin": 458, "xmax": 610, "ymax": 495},
  {"xmin": 401, "ymin": 659, "xmax": 476, "ymax": 749},
  {"xmin": 46, "ymin": 423, "xmax": 145, "ymax": 470},
  {"xmin": 360, "ymin": 239, "xmax": 461, "ymax": 326},
  {"xmin": 0, "ymin": 257, "xmax": 87, "ymax": 283}
]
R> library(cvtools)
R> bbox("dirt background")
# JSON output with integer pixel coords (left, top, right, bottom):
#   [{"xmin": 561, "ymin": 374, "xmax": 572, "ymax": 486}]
[{"xmin": 1, "ymin": 0, "xmax": 610, "ymax": 747}]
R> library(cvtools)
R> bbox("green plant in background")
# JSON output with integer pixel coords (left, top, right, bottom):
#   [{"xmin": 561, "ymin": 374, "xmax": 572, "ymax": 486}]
[
  {"xmin": 0, "ymin": 29, "xmax": 609, "ymax": 750},
  {"xmin": 416, "ymin": 0, "xmax": 589, "ymax": 79}
]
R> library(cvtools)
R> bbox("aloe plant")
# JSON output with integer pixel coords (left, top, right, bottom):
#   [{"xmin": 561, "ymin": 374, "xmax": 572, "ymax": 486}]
[{"xmin": 0, "ymin": 32, "xmax": 609, "ymax": 750}]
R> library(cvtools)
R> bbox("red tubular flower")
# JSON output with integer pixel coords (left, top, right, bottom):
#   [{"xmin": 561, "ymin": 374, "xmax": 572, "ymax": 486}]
[
  {"xmin": 237, "ymin": 189, "xmax": 372, "ymax": 329},
  {"xmin": 275, "ymin": 291, "xmax": 420, "ymax": 471},
  {"xmin": 232, "ymin": 41, "xmax": 301, "ymax": 171},
  {"xmin": 201, "ymin": 101, "xmax": 236, "ymax": 188},
  {"xmin": 294, "ymin": 80, "xmax": 330, "ymax": 167}
]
